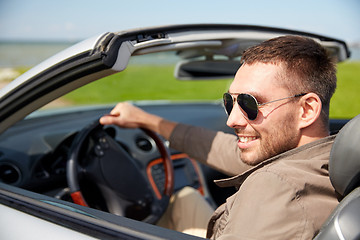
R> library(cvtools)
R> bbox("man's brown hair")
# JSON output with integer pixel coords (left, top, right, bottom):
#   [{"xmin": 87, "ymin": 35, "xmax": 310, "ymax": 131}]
[{"xmin": 241, "ymin": 35, "xmax": 337, "ymax": 128}]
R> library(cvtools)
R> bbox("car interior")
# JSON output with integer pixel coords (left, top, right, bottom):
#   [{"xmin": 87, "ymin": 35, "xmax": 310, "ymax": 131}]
[{"xmin": 0, "ymin": 25, "xmax": 357, "ymax": 239}]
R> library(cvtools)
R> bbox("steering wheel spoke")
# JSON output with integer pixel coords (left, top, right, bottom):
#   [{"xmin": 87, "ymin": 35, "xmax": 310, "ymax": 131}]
[{"xmin": 67, "ymin": 119, "xmax": 174, "ymax": 224}]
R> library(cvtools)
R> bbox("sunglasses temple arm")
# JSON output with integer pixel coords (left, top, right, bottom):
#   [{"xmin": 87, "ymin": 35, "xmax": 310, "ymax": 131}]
[{"xmin": 258, "ymin": 93, "xmax": 306, "ymax": 106}]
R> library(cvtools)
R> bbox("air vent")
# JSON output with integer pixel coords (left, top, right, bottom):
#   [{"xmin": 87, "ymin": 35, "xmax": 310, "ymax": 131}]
[
  {"xmin": 135, "ymin": 136, "xmax": 153, "ymax": 152},
  {"xmin": 0, "ymin": 163, "xmax": 21, "ymax": 184}
]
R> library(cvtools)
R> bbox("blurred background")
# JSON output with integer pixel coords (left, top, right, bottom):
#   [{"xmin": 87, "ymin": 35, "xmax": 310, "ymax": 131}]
[{"xmin": 0, "ymin": 0, "xmax": 359, "ymax": 117}]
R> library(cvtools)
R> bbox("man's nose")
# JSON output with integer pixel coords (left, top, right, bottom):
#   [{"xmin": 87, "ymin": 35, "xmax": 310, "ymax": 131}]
[{"xmin": 226, "ymin": 102, "xmax": 248, "ymax": 128}]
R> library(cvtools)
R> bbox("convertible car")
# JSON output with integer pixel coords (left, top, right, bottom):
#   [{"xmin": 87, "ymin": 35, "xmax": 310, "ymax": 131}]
[{"xmin": 0, "ymin": 24, "xmax": 358, "ymax": 239}]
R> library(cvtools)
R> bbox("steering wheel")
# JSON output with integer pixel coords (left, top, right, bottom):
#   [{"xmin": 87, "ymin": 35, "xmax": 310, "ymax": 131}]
[{"xmin": 66, "ymin": 119, "xmax": 174, "ymax": 224}]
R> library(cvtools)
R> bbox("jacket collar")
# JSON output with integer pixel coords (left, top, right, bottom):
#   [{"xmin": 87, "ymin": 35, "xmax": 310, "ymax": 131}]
[{"xmin": 214, "ymin": 135, "xmax": 336, "ymax": 188}]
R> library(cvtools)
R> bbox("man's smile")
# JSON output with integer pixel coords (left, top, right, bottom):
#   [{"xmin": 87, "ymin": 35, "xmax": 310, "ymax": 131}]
[
  {"xmin": 238, "ymin": 136, "xmax": 257, "ymax": 143},
  {"xmin": 236, "ymin": 134, "xmax": 259, "ymax": 150}
]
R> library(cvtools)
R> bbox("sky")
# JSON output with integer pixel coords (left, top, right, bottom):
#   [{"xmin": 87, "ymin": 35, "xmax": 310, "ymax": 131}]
[{"xmin": 0, "ymin": 0, "xmax": 359, "ymax": 44}]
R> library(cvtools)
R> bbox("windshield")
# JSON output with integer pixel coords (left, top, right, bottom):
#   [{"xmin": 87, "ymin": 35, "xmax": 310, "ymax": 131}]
[{"xmin": 42, "ymin": 51, "xmax": 233, "ymax": 108}]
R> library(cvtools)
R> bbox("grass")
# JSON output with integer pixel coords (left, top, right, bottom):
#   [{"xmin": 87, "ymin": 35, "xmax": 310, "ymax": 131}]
[
  {"xmin": 11, "ymin": 61, "xmax": 359, "ymax": 119},
  {"xmin": 63, "ymin": 65, "xmax": 233, "ymax": 103},
  {"xmin": 330, "ymin": 61, "xmax": 360, "ymax": 119}
]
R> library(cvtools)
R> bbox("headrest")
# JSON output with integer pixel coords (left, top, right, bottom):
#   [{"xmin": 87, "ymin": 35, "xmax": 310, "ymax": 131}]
[{"xmin": 330, "ymin": 114, "xmax": 360, "ymax": 196}]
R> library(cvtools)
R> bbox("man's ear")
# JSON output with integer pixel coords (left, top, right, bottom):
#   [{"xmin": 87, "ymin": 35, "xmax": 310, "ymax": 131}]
[{"xmin": 298, "ymin": 93, "xmax": 322, "ymax": 130}]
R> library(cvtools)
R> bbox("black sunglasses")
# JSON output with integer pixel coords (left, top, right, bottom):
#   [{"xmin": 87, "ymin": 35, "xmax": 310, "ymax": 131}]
[{"xmin": 223, "ymin": 92, "xmax": 306, "ymax": 120}]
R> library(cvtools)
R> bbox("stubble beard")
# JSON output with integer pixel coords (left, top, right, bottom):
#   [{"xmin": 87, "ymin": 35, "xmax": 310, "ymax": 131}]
[{"xmin": 240, "ymin": 113, "xmax": 300, "ymax": 166}]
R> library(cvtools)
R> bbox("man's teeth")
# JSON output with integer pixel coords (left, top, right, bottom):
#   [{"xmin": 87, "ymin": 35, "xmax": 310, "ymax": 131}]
[{"xmin": 239, "ymin": 136, "xmax": 256, "ymax": 143}]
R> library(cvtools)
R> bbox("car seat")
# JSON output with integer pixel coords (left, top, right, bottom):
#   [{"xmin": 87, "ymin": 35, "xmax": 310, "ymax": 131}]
[{"xmin": 315, "ymin": 114, "xmax": 360, "ymax": 240}]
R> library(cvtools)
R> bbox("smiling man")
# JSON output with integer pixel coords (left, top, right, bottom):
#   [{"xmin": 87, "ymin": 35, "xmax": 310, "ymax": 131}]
[{"xmin": 100, "ymin": 35, "xmax": 339, "ymax": 239}]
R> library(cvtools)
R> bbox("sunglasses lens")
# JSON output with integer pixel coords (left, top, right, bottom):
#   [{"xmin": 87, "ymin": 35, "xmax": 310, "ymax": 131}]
[
  {"xmin": 237, "ymin": 94, "xmax": 258, "ymax": 120},
  {"xmin": 223, "ymin": 93, "xmax": 233, "ymax": 115}
]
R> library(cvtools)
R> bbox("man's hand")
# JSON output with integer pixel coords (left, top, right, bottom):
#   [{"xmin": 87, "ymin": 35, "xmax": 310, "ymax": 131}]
[
  {"xmin": 100, "ymin": 102, "xmax": 152, "ymax": 129},
  {"xmin": 99, "ymin": 102, "xmax": 177, "ymax": 140}
]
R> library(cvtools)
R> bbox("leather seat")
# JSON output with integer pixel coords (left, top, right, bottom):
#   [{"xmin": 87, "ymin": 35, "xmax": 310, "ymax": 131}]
[{"xmin": 315, "ymin": 114, "xmax": 360, "ymax": 240}]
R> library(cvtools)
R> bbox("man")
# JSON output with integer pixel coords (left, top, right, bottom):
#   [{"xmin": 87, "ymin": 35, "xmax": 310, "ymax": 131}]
[{"xmin": 100, "ymin": 35, "xmax": 338, "ymax": 239}]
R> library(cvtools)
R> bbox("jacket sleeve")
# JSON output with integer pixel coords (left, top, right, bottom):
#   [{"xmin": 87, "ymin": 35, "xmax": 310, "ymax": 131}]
[
  {"xmin": 215, "ymin": 170, "xmax": 312, "ymax": 240},
  {"xmin": 169, "ymin": 123, "xmax": 251, "ymax": 176}
]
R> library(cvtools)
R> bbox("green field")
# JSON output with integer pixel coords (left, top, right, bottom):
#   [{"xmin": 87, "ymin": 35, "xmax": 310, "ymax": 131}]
[
  {"xmin": 9, "ymin": 61, "xmax": 359, "ymax": 119},
  {"xmin": 63, "ymin": 61, "xmax": 360, "ymax": 119},
  {"xmin": 63, "ymin": 65, "xmax": 233, "ymax": 103},
  {"xmin": 330, "ymin": 61, "xmax": 360, "ymax": 118}
]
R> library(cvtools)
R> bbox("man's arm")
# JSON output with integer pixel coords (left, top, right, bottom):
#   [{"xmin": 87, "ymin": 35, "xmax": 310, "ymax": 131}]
[
  {"xmin": 100, "ymin": 102, "xmax": 250, "ymax": 176},
  {"xmin": 169, "ymin": 124, "xmax": 250, "ymax": 176}
]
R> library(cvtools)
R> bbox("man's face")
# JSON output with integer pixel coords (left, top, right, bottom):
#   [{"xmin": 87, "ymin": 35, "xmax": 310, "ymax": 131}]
[{"xmin": 227, "ymin": 62, "xmax": 301, "ymax": 165}]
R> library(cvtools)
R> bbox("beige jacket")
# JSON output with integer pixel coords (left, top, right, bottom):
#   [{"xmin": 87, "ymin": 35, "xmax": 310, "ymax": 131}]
[{"xmin": 169, "ymin": 124, "xmax": 338, "ymax": 239}]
